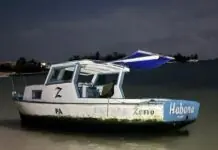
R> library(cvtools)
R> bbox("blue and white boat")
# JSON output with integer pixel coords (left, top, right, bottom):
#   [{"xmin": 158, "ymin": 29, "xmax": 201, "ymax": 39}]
[{"xmin": 10, "ymin": 50, "xmax": 200, "ymax": 131}]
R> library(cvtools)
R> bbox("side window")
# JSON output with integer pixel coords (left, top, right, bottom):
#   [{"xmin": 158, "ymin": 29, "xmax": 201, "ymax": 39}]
[
  {"xmin": 78, "ymin": 75, "xmax": 94, "ymax": 83},
  {"xmin": 95, "ymin": 74, "xmax": 118, "ymax": 85},
  {"xmin": 62, "ymin": 70, "xmax": 73, "ymax": 82},
  {"xmin": 50, "ymin": 69, "xmax": 60, "ymax": 82},
  {"xmin": 32, "ymin": 90, "xmax": 42, "ymax": 99},
  {"xmin": 47, "ymin": 68, "xmax": 74, "ymax": 84}
]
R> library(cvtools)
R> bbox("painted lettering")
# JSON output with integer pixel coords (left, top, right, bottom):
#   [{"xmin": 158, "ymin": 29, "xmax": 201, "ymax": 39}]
[
  {"xmin": 55, "ymin": 87, "xmax": 62, "ymax": 98},
  {"xmin": 169, "ymin": 102, "xmax": 194, "ymax": 115},
  {"xmin": 55, "ymin": 108, "xmax": 63, "ymax": 115},
  {"xmin": 134, "ymin": 106, "xmax": 155, "ymax": 116}
]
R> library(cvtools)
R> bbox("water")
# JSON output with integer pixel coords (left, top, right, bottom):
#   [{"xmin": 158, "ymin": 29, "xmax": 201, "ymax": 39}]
[{"xmin": 0, "ymin": 62, "xmax": 218, "ymax": 150}]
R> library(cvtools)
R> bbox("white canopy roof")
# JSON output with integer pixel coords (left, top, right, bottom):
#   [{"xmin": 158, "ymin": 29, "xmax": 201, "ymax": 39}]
[{"xmin": 51, "ymin": 60, "xmax": 130, "ymax": 75}]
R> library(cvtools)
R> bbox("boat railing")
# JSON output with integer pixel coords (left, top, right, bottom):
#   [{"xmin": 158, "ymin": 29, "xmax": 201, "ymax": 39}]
[{"xmin": 9, "ymin": 74, "xmax": 26, "ymax": 100}]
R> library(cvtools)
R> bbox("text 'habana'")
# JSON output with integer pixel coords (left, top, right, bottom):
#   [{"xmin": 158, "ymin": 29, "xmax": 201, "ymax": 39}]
[{"xmin": 169, "ymin": 102, "xmax": 194, "ymax": 115}]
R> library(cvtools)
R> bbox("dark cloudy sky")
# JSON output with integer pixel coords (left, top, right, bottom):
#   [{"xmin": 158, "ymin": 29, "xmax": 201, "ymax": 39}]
[{"xmin": 1, "ymin": 0, "xmax": 218, "ymax": 62}]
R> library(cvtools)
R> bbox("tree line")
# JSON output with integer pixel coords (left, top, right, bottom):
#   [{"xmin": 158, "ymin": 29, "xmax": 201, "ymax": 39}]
[
  {"xmin": 68, "ymin": 51, "xmax": 199, "ymax": 62},
  {"xmin": 68, "ymin": 51, "xmax": 127, "ymax": 61},
  {"xmin": 169, "ymin": 53, "xmax": 198, "ymax": 63},
  {"xmin": 0, "ymin": 57, "xmax": 48, "ymax": 73},
  {"xmin": 0, "ymin": 52, "xmax": 199, "ymax": 73}
]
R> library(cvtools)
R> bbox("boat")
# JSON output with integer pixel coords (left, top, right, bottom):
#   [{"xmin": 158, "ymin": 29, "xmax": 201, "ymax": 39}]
[{"xmin": 9, "ymin": 51, "xmax": 200, "ymax": 131}]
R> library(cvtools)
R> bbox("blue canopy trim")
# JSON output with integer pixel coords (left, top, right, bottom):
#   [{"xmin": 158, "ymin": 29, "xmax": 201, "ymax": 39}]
[{"xmin": 111, "ymin": 50, "xmax": 174, "ymax": 69}]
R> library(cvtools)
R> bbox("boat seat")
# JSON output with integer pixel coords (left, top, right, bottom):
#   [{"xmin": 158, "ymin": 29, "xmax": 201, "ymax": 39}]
[{"xmin": 99, "ymin": 82, "xmax": 115, "ymax": 98}]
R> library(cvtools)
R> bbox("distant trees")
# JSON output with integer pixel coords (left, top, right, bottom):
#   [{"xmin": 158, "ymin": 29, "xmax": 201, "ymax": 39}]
[
  {"xmin": 0, "ymin": 51, "xmax": 201, "ymax": 73},
  {"xmin": 68, "ymin": 51, "xmax": 199, "ymax": 63},
  {"xmin": 0, "ymin": 63, "xmax": 13, "ymax": 72},
  {"xmin": 0, "ymin": 57, "xmax": 48, "ymax": 73},
  {"xmin": 172, "ymin": 53, "xmax": 198, "ymax": 63},
  {"xmin": 68, "ymin": 51, "xmax": 126, "ymax": 61},
  {"xmin": 14, "ymin": 57, "xmax": 43, "ymax": 73}
]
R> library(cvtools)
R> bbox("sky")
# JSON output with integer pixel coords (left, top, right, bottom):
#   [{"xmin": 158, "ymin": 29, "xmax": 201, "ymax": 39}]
[{"xmin": 1, "ymin": 0, "xmax": 218, "ymax": 62}]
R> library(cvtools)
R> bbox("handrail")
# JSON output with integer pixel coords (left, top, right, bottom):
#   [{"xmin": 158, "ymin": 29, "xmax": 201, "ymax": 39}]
[{"xmin": 107, "ymin": 98, "xmax": 109, "ymax": 117}]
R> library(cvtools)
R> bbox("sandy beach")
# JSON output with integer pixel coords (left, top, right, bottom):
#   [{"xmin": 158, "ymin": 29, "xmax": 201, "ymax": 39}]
[{"xmin": 0, "ymin": 72, "xmax": 13, "ymax": 76}]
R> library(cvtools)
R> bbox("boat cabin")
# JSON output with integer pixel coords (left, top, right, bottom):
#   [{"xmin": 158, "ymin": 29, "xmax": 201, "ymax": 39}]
[
  {"xmin": 40, "ymin": 60, "xmax": 130, "ymax": 100},
  {"xmin": 11, "ymin": 50, "xmax": 175, "ymax": 103}
]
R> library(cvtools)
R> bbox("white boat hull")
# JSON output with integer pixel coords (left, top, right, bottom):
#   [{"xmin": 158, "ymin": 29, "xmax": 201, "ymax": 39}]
[
  {"xmin": 15, "ymin": 100, "xmax": 164, "ymax": 122},
  {"xmin": 14, "ymin": 98, "xmax": 199, "ymax": 131}
]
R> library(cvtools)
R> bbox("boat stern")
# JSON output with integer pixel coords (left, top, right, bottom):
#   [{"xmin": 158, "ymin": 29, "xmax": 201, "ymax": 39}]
[{"xmin": 163, "ymin": 100, "xmax": 200, "ymax": 123}]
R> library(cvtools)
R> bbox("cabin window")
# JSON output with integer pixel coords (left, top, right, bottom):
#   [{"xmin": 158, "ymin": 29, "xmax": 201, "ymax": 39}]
[
  {"xmin": 95, "ymin": 74, "xmax": 118, "ymax": 85},
  {"xmin": 78, "ymin": 75, "xmax": 93, "ymax": 83},
  {"xmin": 32, "ymin": 90, "xmax": 42, "ymax": 99},
  {"xmin": 49, "ymin": 69, "xmax": 60, "ymax": 82},
  {"xmin": 47, "ymin": 68, "xmax": 74, "ymax": 84},
  {"xmin": 62, "ymin": 70, "xmax": 73, "ymax": 82}
]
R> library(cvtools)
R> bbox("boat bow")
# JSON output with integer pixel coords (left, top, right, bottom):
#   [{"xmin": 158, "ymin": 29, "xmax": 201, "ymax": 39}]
[{"xmin": 163, "ymin": 99, "xmax": 200, "ymax": 122}]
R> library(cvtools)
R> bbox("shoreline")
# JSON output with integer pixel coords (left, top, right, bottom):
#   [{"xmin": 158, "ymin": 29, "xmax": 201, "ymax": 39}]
[
  {"xmin": 0, "ymin": 71, "xmax": 48, "ymax": 77},
  {"xmin": 0, "ymin": 72, "xmax": 14, "ymax": 77}
]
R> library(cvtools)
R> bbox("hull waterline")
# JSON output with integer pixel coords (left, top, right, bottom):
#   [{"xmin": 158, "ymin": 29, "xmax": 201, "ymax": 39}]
[{"xmin": 18, "ymin": 112, "xmax": 196, "ymax": 132}]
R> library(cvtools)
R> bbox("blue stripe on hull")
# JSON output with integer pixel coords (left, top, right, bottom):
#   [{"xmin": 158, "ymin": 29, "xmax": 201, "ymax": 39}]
[{"xmin": 163, "ymin": 100, "xmax": 200, "ymax": 122}]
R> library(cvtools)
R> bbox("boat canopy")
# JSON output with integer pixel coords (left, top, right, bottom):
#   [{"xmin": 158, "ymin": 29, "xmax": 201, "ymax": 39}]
[
  {"xmin": 51, "ymin": 60, "xmax": 130, "ymax": 75},
  {"xmin": 123, "ymin": 50, "xmax": 174, "ymax": 60},
  {"xmin": 111, "ymin": 50, "xmax": 175, "ymax": 69},
  {"xmin": 50, "ymin": 51, "xmax": 169, "ymax": 75}
]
